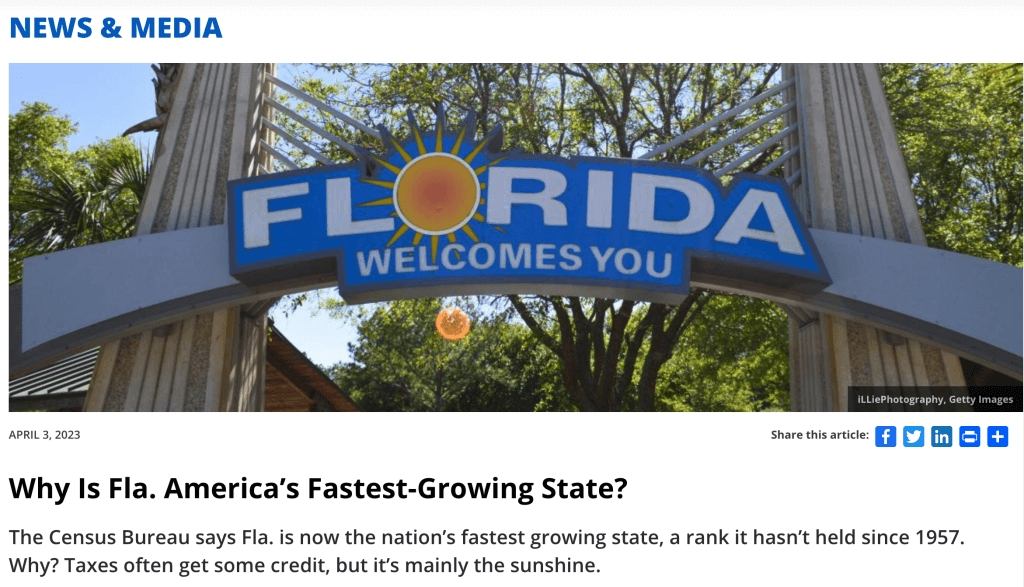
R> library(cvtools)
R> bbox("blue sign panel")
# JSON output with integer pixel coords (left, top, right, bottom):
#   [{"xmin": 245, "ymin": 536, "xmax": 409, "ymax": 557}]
[{"xmin": 227, "ymin": 112, "xmax": 831, "ymax": 303}]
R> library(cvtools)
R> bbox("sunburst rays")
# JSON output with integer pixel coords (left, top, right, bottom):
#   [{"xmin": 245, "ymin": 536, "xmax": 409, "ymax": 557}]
[
  {"xmin": 385, "ymin": 224, "xmax": 409, "ymax": 248},
  {"xmin": 354, "ymin": 109, "xmax": 508, "ymax": 263}
]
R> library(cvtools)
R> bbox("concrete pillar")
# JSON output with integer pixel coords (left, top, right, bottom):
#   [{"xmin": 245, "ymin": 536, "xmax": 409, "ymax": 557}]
[
  {"xmin": 84, "ymin": 64, "xmax": 275, "ymax": 411},
  {"xmin": 785, "ymin": 63, "xmax": 966, "ymax": 411}
]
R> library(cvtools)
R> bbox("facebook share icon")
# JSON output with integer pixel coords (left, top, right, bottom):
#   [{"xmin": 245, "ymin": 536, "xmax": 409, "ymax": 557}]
[{"xmin": 876, "ymin": 426, "xmax": 897, "ymax": 447}]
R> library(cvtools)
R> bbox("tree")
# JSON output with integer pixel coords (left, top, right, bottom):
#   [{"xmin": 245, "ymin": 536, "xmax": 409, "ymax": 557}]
[
  {"xmin": 658, "ymin": 296, "xmax": 790, "ymax": 412},
  {"xmin": 880, "ymin": 63, "xmax": 1022, "ymax": 266},
  {"xmin": 325, "ymin": 298, "xmax": 560, "ymax": 411},
  {"xmin": 283, "ymin": 63, "xmax": 789, "ymax": 412},
  {"xmin": 274, "ymin": 62, "xmax": 1019, "ymax": 411},
  {"xmin": 8, "ymin": 102, "xmax": 149, "ymax": 283},
  {"xmin": 9, "ymin": 101, "xmax": 78, "ymax": 196}
]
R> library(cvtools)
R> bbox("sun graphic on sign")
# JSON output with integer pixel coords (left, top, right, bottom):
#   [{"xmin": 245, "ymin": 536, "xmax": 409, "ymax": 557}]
[{"xmin": 355, "ymin": 110, "xmax": 507, "ymax": 262}]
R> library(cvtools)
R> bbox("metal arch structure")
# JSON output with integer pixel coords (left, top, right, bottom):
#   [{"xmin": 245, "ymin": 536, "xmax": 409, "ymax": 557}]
[
  {"xmin": 15, "ymin": 221, "xmax": 1022, "ymax": 378},
  {"xmin": 10, "ymin": 63, "xmax": 1022, "ymax": 410}
]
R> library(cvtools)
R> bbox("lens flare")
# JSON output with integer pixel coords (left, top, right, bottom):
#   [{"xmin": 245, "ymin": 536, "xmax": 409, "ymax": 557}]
[{"xmin": 436, "ymin": 307, "xmax": 471, "ymax": 340}]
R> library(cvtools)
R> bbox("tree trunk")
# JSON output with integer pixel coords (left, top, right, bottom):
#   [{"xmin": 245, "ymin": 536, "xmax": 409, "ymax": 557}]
[{"xmin": 435, "ymin": 366, "xmax": 444, "ymax": 412}]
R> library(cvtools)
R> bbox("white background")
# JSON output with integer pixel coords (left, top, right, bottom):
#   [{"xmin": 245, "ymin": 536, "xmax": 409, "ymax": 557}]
[
  {"xmin": 2, "ymin": 415, "xmax": 1022, "ymax": 585},
  {"xmin": 3, "ymin": 1, "xmax": 1023, "ymax": 585}
]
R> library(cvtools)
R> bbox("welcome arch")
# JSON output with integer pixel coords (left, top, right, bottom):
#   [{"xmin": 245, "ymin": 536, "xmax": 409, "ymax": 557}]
[{"xmin": 12, "ymin": 64, "xmax": 1022, "ymax": 411}]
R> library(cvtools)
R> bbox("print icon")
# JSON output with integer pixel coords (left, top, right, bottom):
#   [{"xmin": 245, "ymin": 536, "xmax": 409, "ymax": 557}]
[{"xmin": 959, "ymin": 426, "xmax": 980, "ymax": 447}]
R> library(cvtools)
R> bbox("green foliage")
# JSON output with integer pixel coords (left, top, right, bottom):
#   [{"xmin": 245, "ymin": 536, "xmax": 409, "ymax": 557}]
[
  {"xmin": 324, "ymin": 297, "xmax": 560, "ymax": 411},
  {"xmin": 8, "ymin": 102, "xmax": 148, "ymax": 284},
  {"xmin": 9, "ymin": 102, "xmax": 79, "ymax": 195},
  {"xmin": 289, "ymin": 63, "xmax": 783, "ymax": 164},
  {"xmin": 657, "ymin": 296, "xmax": 790, "ymax": 412},
  {"xmin": 279, "ymin": 63, "xmax": 792, "ymax": 411},
  {"xmin": 880, "ymin": 63, "xmax": 1022, "ymax": 266},
  {"xmin": 281, "ymin": 63, "xmax": 1017, "ymax": 412},
  {"xmin": 282, "ymin": 63, "xmax": 794, "ymax": 411}
]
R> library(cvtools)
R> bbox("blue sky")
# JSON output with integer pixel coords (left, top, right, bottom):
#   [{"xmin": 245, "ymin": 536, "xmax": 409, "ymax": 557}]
[
  {"xmin": 9, "ymin": 63, "xmax": 356, "ymax": 368},
  {"xmin": 9, "ymin": 63, "xmax": 156, "ymax": 152}
]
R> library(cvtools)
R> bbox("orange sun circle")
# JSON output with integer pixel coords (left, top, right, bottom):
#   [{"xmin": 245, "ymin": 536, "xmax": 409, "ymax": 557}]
[
  {"xmin": 393, "ymin": 152, "xmax": 480, "ymax": 235},
  {"xmin": 436, "ymin": 307, "xmax": 471, "ymax": 340}
]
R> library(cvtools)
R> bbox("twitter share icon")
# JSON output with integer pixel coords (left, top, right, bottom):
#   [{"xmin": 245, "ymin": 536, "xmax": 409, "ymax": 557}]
[{"xmin": 903, "ymin": 426, "xmax": 925, "ymax": 447}]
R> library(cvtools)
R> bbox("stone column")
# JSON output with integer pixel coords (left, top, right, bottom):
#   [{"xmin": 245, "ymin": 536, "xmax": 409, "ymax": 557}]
[
  {"xmin": 84, "ymin": 64, "xmax": 276, "ymax": 411},
  {"xmin": 785, "ymin": 63, "xmax": 966, "ymax": 411}
]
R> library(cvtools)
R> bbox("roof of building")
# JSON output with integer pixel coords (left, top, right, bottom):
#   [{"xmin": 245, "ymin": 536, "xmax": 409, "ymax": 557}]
[
  {"xmin": 8, "ymin": 321, "xmax": 358, "ymax": 412},
  {"xmin": 9, "ymin": 346, "xmax": 97, "ymax": 411},
  {"xmin": 265, "ymin": 322, "xmax": 360, "ymax": 412}
]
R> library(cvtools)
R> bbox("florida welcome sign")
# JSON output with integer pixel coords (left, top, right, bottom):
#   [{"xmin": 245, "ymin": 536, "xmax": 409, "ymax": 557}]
[
  {"xmin": 16, "ymin": 100, "xmax": 1021, "ymax": 381},
  {"xmin": 228, "ymin": 111, "xmax": 831, "ymax": 303}
]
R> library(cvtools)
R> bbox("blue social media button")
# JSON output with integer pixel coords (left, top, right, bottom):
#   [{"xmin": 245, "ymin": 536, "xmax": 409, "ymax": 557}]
[
  {"xmin": 931, "ymin": 426, "xmax": 953, "ymax": 447},
  {"xmin": 959, "ymin": 426, "xmax": 981, "ymax": 447},
  {"xmin": 987, "ymin": 426, "xmax": 1008, "ymax": 447},
  {"xmin": 875, "ymin": 426, "xmax": 897, "ymax": 447},
  {"xmin": 903, "ymin": 426, "xmax": 925, "ymax": 447}
]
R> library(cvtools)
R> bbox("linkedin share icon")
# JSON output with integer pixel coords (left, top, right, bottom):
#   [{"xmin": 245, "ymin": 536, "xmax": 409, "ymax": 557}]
[
  {"xmin": 931, "ymin": 426, "xmax": 953, "ymax": 447},
  {"xmin": 903, "ymin": 426, "xmax": 925, "ymax": 447}
]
